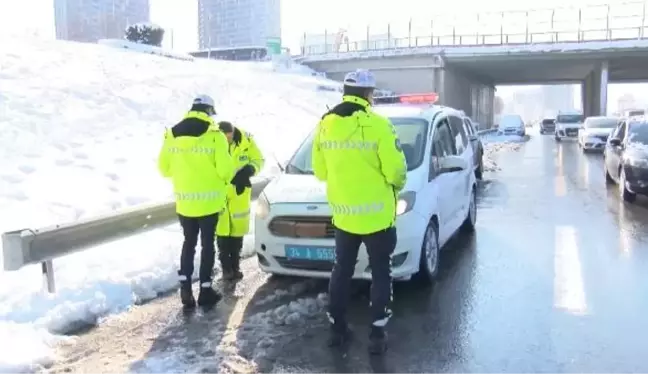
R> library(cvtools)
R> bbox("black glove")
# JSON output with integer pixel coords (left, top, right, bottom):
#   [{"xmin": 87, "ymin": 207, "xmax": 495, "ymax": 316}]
[{"xmin": 231, "ymin": 164, "xmax": 255, "ymax": 195}]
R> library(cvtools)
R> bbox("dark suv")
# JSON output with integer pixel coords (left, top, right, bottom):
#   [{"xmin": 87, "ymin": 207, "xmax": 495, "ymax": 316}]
[
  {"xmin": 604, "ymin": 118, "xmax": 648, "ymax": 202},
  {"xmin": 539, "ymin": 118, "xmax": 555, "ymax": 134}
]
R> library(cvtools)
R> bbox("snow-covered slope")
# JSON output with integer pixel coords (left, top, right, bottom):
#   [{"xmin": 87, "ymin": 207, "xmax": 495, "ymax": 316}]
[{"xmin": 0, "ymin": 36, "xmax": 338, "ymax": 373}]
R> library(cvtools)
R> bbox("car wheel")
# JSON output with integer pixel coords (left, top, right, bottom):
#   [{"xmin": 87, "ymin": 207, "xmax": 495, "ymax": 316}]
[
  {"xmin": 415, "ymin": 220, "xmax": 440, "ymax": 284},
  {"xmin": 461, "ymin": 187, "xmax": 477, "ymax": 233},
  {"xmin": 604, "ymin": 161, "xmax": 615, "ymax": 185},
  {"xmin": 619, "ymin": 168, "xmax": 637, "ymax": 203},
  {"xmin": 475, "ymin": 157, "xmax": 483, "ymax": 180},
  {"xmin": 555, "ymin": 134, "xmax": 561, "ymax": 142}
]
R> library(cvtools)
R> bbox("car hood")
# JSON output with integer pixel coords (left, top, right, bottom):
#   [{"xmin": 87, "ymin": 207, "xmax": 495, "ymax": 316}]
[
  {"xmin": 263, "ymin": 174, "xmax": 328, "ymax": 204},
  {"xmin": 556, "ymin": 122, "xmax": 582, "ymax": 128},
  {"xmin": 263, "ymin": 171, "xmax": 423, "ymax": 204},
  {"xmin": 583, "ymin": 128, "xmax": 614, "ymax": 136},
  {"xmin": 625, "ymin": 143, "xmax": 648, "ymax": 160}
]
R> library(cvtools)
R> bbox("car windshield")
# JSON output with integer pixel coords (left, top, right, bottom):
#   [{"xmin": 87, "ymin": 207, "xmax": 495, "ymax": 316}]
[
  {"xmin": 499, "ymin": 115, "xmax": 523, "ymax": 127},
  {"xmin": 557, "ymin": 114, "xmax": 584, "ymax": 123},
  {"xmin": 628, "ymin": 124, "xmax": 648, "ymax": 146},
  {"xmin": 542, "ymin": 119, "xmax": 555, "ymax": 125},
  {"xmin": 285, "ymin": 117, "xmax": 429, "ymax": 174},
  {"xmin": 585, "ymin": 117, "xmax": 617, "ymax": 129}
]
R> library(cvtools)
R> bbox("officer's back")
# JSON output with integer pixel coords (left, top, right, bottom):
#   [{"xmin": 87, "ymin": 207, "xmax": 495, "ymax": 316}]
[{"xmin": 313, "ymin": 73, "xmax": 406, "ymax": 235}]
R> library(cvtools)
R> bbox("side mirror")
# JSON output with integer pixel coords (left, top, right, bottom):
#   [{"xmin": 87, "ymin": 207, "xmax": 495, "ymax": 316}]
[
  {"xmin": 609, "ymin": 138, "xmax": 622, "ymax": 146},
  {"xmin": 469, "ymin": 134, "xmax": 478, "ymax": 141},
  {"xmin": 439, "ymin": 155, "xmax": 468, "ymax": 173}
]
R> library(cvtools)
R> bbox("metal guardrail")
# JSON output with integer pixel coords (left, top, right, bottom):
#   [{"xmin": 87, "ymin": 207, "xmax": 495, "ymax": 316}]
[
  {"xmin": 1, "ymin": 177, "xmax": 272, "ymax": 293},
  {"xmin": 300, "ymin": 1, "xmax": 648, "ymax": 56}
]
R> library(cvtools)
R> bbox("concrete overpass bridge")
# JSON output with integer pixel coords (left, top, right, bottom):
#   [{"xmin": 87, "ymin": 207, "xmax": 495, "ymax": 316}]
[{"xmin": 298, "ymin": 1, "xmax": 648, "ymax": 127}]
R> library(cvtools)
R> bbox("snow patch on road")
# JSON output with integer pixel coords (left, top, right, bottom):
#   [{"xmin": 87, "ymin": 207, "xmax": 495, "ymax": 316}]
[
  {"xmin": 482, "ymin": 136, "xmax": 525, "ymax": 172},
  {"xmin": 130, "ymin": 286, "xmax": 329, "ymax": 374}
]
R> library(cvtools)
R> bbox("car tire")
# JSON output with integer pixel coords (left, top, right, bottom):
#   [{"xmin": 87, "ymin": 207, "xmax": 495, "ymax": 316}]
[
  {"xmin": 415, "ymin": 220, "xmax": 440, "ymax": 284},
  {"xmin": 619, "ymin": 168, "xmax": 637, "ymax": 203},
  {"xmin": 461, "ymin": 187, "xmax": 477, "ymax": 233},
  {"xmin": 604, "ymin": 162, "xmax": 615, "ymax": 185},
  {"xmin": 475, "ymin": 157, "xmax": 483, "ymax": 180},
  {"xmin": 555, "ymin": 134, "xmax": 561, "ymax": 142}
]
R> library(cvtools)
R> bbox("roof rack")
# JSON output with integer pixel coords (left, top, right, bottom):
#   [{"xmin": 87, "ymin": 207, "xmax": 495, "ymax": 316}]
[{"xmin": 374, "ymin": 93, "xmax": 439, "ymax": 105}]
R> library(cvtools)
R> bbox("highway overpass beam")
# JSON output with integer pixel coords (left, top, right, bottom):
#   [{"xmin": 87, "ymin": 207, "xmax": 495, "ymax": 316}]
[{"xmin": 581, "ymin": 61, "xmax": 609, "ymax": 117}]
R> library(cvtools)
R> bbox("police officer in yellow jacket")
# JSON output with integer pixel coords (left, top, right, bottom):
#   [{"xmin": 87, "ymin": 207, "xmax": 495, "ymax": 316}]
[
  {"xmin": 312, "ymin": 69, "xmax": 407, "ymax": 354},
  {"xmin": 215, "ymin": 121, "xmax": 264, "ymax": 280},
  {"xmin": 158, "ymin": 95, "xmax": 234, "ymax": 309}
]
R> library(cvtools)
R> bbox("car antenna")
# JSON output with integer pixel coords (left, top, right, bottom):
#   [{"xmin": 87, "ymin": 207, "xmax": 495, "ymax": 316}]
[{"xmin": 273, "ymin": 153, "xmax": 285, "ymax": 173}]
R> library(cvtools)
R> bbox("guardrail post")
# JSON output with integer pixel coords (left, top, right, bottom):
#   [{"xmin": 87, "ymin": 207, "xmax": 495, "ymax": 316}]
[
  {"xmin": 500, "ymin": 12, "xmax": 504, "ymax": 44},
  {"xmin": 408, "ymin": 18, "xmax": 412, "ymax": 47},
  {"xmin": 578, "ymin": 8, "xmax": 582, "ymax": 41},
  {"xmin": 42, "ymin": 260, "xmax": 55, "ymax": 293},
  {"xmin": 641, "ymin": 1, "xmax": 646, "ymax": 38},
  {"xmin": 551, "ymin": 9, "xmax": 555, "ymax": 42},
  {"xmin": 430, "ymin": 19, "xmax": 434, "ymax": 45},
  {"xmin": 606, "ymin": 4, "xmax": 610, "ymax": 40},
  {"xmin": 525, "ymin": 11, "xmax": 529, "ymax": 43}
]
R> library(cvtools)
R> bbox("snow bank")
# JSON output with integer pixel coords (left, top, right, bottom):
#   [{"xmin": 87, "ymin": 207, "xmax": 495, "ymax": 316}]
[
  {"xmin": 482, "ymin": 135, "xmax": 525, "ymax": 172},
  {"xmin": 0, "ymin": 35, "xmax": 338, "ymax": 373},
  {"xmin": 98, "ymin": 38, "xmax": 194, "ymax": 61}
]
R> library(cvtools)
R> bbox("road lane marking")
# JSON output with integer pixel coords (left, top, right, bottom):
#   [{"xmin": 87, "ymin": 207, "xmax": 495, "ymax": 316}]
[
  {"xmin": 554, "ymin": 176, "xmax": 566, "ymax": 197},
  {"xmin": 553, "ymin": 225, "xmax": 588, "ymax": 315}
]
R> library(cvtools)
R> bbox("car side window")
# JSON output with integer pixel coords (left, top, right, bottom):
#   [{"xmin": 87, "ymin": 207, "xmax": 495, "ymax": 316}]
[
  {"xmin": 463, "ymin": 118, "xmax": 474, "ymax": 136},
  {"xmin": 615, "ymin": 121, "xmax": 627, "ymax": 140},
  {"xmin": 449, "ymin": 115, "xmax": 468, "ymax": 154},
  {"xmin": 429, "ymin": 118, "xmax": 457, "ymax": 181}
]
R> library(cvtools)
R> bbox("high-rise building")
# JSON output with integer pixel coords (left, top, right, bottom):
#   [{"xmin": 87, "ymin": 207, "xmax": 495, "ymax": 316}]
[
  {"xmin": 198, "ymin": 0, "xmax": 281, "ymax": 50},
  {"xmin": 54, "ymin": 0, "xmax": 150, "ymax": 43}
]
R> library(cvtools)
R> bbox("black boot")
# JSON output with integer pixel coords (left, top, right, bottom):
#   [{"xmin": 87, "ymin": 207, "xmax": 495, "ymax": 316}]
[
  {"xmin": 179, "ymin": 279, "xmax": 195, "ymax": 309},
  {"xmin": 231, "ymin": 238, "xmax": 243, "ymax": 280},
  {"xmin": 328, "ymin": 322, "xmax": 353, "ymax": 347},
  {"xmin": 217, "ymin": 237, "xmax": 234, "ymax": 281},
  {"xmin": 368, "ymin": 326, "xmax": 388, "ymax": 355},
  {"xmin": 197, "ymin": 284, "xmax": 222, "ymax": 308}
]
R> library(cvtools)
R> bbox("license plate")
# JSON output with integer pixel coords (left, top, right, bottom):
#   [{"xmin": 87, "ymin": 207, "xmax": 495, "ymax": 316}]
[{"xmin": 285, "ymin": 245, "xmax": 335, "ymax": 261}]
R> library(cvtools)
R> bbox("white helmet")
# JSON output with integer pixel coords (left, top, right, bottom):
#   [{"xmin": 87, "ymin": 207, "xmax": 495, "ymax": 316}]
[
  {"xmin": 192, "ymin": 94, "xmax": 215, "ymax": 108},
  {"xmin": 343, "ymin": 69, "xmax": 376, "ymax": 89}
]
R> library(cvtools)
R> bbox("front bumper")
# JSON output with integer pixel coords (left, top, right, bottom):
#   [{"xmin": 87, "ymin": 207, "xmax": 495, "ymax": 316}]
[
  {"xmin": 623, "ymin": 165, "xmax": 648, "ymax": 195},
  {"xmin": 556, "ymin": 129, "xmax": 579, "ymax": 138},
  {"xmin": 255, "ymin": 211, "xmax": 428, "ymax": 281}
]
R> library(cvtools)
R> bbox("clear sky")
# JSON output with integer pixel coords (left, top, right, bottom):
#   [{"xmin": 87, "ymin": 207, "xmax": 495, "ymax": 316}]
[{"xmin": 0, "ymin": 0, "xmax": 617, "ymax": 52}]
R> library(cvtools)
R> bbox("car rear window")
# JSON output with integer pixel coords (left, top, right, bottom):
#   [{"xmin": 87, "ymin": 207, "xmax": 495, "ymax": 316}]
[
  {"xmin": 499, "ymin": 115, "xmax": 523, "ymax": 127},
  {"xmin": 585, "ymin": 117, "xmax": 618, "ymax": 129}
]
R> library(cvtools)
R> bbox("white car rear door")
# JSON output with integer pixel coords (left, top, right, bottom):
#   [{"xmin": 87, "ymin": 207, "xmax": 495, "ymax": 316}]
[{"xmin": 429, "ymin": 116, "xmax": 461, "ymax": 244}]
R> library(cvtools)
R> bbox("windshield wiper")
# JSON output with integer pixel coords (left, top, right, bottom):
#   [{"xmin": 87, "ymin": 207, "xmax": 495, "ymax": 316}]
[{"xmin": 286, "ymin": 164, "xmax": 311, "ymax": 174}]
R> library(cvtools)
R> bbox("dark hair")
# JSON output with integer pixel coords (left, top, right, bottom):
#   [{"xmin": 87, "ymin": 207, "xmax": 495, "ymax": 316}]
[
  {"xmin": 218, "ymin": 121, "xmax": 234, "ymax": 133},
  {"xmin": 343, "ymin": 85, "xmax": 373, "ymax": 101},
  {"xmin": 190, "ymin": 103, "xmax": 214, "ymax": 114}
]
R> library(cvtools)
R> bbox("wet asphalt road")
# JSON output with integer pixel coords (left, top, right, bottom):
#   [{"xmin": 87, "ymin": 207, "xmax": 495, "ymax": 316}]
[
  {"xmin": 50, "ymin": 131, "xmax": 648, "ymax": 373},
  {"xmin": 270, "ymin": 131, "xmax": 648, "ymax": 373}
]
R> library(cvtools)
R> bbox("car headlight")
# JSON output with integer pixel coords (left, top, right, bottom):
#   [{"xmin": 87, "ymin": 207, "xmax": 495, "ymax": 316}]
[
  {"xmin": 255, "ymin": 193, "xmax": 270, "ymax": 219},
  {"xmin": 396, "ymin": 191, "xmax": 416, "ymax": 216}
]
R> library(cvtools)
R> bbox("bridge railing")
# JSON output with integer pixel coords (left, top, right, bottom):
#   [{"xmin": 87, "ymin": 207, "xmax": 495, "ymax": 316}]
[{"xmin": 301, "ymin": 1, "xmax": 648, "ymax": 56}]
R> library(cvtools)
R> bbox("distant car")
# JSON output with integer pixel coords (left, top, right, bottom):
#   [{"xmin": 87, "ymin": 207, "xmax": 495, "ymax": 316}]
[
  {"xmin": 578, "ymin": 116, "xmax": 618, "ymax": 152},
  {"xmin": 603, "ymin": 118, "xmax": 648, "ymax": 202},
  {"xmin": 497, "ymin": 114, "xmax": 525, "ymax": 136},
  {"xmin": 254, "ymin": 95, "xmax": 477, "ymax": 283},
  {"xmin": 554, "ymin": 112, "xmax": 584, "ymax": 141},
  {"xmin": 539, "ymin": 118, "xmax": 556, "ymax": 134},
  {"xmin": 462, "ymin": 116, "xmax": 484, "ymax": 179}
]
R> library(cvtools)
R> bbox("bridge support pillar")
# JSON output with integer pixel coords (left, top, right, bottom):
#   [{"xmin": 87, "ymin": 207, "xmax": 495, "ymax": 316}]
[{"xmin": 581, "ymin": 61, "xmax": 609, "ymax": 117}]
